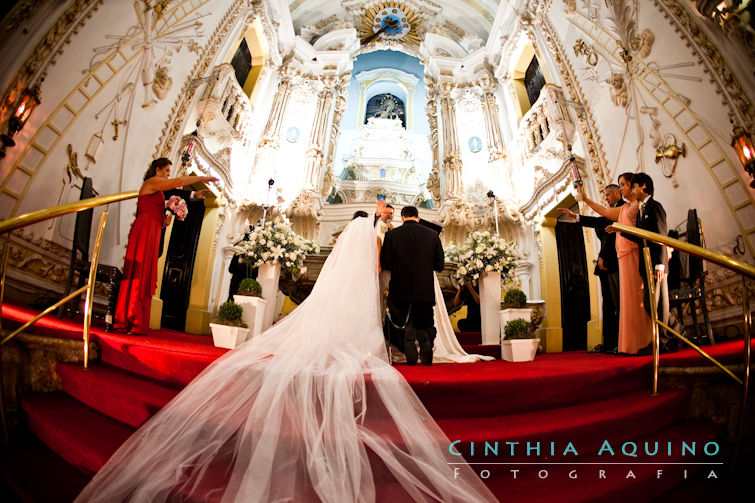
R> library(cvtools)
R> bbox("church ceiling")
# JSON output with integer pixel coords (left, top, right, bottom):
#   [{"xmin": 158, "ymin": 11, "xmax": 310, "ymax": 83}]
[{"xmin": 289, "ymin": 0, "xmax": 498, "ymax": 47}]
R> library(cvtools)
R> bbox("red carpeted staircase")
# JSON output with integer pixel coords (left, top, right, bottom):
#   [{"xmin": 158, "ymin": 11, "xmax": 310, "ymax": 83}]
[{"xmin": 2, "ymin": 302, "xmax": 733, "ymax": 502}]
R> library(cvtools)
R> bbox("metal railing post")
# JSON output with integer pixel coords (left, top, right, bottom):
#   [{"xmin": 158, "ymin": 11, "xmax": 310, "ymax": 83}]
[
  {"xmin": 643, "ymin": 246, "xmax": 660, "ymax": 396},
  {"xmin": 732, "ymin": 276, "xmax": 751, "ymax": 467},
  {"xmin": 82, "ymin": 209, "xmax": 109, "ymax": 369}
]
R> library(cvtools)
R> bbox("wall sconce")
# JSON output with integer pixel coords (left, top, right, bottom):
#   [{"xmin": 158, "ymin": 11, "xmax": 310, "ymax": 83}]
[
  {"xmin": 0, "ymin": 86, "xmax": 41, "ymax": 158},
  {"xmin": 731, "ymin": 126, "xmax": 755, "ymax": 188},
  {"xmin": 180, "ymin": 120, "xmax": 201, "ymax": 167}
]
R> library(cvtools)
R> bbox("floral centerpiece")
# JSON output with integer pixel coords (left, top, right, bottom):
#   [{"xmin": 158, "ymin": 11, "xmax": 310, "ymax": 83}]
[
  {"xmin": 165, "ymin": 195, "xmax": 188, "ymax": 221},
  {"xmin": 445, "ymin": 231, "xmax": 518, "ymax": 283},
  {"xmin": 233, "ymin": 217, "xmax": 319, "ymax": 274}
]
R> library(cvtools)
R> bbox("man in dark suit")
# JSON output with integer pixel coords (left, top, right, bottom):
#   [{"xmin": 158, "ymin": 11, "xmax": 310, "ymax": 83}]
[
  {"xmin": 380, "ymin": 206, "xmax": 445, "ymax": 365},
  {"xmin": 622, "ymin": 173, "xmax": 670, "ymax": 350},
  {"xmin": 559, "ymin": 184, "xmax": 624, "ymax": 353}
]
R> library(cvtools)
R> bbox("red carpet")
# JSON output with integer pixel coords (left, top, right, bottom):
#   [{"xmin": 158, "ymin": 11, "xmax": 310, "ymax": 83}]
[{"xmin": 2, "ymin": 301, "xmax": 736, "ymax": 501}]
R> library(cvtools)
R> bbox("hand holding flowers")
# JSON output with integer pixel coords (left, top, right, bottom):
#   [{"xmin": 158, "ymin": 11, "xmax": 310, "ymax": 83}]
[{"xmin": 165, "ymin": 195, "xmax": 188, "ymax": 221}]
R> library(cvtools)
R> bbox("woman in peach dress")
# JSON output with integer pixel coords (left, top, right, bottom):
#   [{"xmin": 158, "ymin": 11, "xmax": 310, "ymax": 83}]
[{"xmin": 577, "ymin": 173, "xmax": 652, "ymax": 354}]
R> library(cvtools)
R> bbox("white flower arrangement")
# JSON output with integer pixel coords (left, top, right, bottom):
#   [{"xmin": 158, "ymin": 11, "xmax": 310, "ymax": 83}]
[
  {"xmin": 445, "ymin": 231, "xmax": 518, "ymax": 283},
  {"xmin": 234, "ymin": 217, "xmax": 319, "ymax": 273}
]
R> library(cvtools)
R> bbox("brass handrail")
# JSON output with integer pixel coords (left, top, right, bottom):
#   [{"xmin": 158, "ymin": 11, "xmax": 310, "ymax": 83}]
[
  {"xmin": 613, "ymin": 221, "xmax": 751, "ymax": 467},
  {"xmin": 612, "ymin": 222, "xmax": 755, "ymax": 279},
  {"xmin": 0, "ymin": 191, "xmax": 138, "ymax": 235},
  {"xmin": 0, "ymin": 190, "xmax": 138, "ymax": 441}
]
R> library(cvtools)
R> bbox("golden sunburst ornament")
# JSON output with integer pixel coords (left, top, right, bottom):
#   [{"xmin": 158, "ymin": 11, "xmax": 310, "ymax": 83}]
[{"xmin": 358, "ymin": 1, "xmax": 422, "ymax": 47}]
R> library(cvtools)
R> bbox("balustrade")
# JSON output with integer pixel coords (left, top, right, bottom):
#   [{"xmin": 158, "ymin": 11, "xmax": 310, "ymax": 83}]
[{"xmin": 518, "ymin": 84, "xmax": 574, "ymax": 157}]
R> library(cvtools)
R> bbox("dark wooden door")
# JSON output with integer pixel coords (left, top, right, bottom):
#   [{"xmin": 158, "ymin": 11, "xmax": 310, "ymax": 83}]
[
  {"xmin": 160, "ymin": 200, "xmax": 205, "ymax": 330},
  {"xmin": 555, "ymin": 221, "xmax": 591, "ymax": 351}
]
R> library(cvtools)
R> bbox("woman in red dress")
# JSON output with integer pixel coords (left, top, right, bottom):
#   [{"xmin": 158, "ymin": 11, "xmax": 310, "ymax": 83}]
[{"xmin": 114, "ymin": 157, "xmax": 216, "ymax": 334}]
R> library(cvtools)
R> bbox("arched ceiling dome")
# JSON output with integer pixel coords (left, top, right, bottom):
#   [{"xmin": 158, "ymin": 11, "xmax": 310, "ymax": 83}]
[{"xmin": 290, "ymin": 0, "xmax": 497, "ymax": 48}]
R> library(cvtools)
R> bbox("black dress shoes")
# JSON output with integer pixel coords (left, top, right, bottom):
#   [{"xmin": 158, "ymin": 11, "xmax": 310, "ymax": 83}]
[
  {"xmin": 589, "ymin": 344, "xmax": 605, "ymax": 353},
  {"xmin": 404, "ymin": 328, "xmax": 418, "ymax": 366},
  {"xmin": 416, "ymin": 330, "xmax": 433, "ymax": 366}
]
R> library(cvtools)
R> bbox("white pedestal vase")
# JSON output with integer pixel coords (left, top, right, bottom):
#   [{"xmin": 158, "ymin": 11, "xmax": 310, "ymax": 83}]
[
  {"xmin": 499, "ymin": 308, "xmax": 532, "ymax": 325},
  {"xmin": 258, "ymin": 262, "xmax": 281, "ymax": 331},
  {"xmin": 501, "ymin": 338, "xmax": 540, "ymax": 362},
  {"xmin": 233, "ymin": 295, "xmax": 267, "ymax": 341},
  {"xmin": 209, "ymin": 323, "xmax": 250, "ymax": 349},
  {"xmin": 479, "ymin": 271, "xmax": 502, "ymax": 345}
]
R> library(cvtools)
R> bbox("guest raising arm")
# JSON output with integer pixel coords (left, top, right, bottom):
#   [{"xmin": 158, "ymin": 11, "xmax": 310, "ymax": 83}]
[{"xmin": 114, "ymin": 157, "xmax": 216, "ymax": 334}]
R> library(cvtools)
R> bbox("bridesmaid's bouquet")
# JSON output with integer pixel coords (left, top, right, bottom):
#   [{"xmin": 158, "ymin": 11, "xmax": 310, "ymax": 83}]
[
  {"xmin": 447, "ymin": 231, "xmax": 518, "ymax": 283},
  {"xmin": 166, "ymin": 195, "xmax": 188, "ymax": 221},
  {"xmin": 234, "ymin": 217, "xmax": 319, "ymax": 273}
]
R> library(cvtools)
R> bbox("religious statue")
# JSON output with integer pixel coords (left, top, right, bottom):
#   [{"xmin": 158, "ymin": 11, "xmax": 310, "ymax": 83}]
[
  {"xmin": 374, "ymin": 96, "xmax": 404, "ymax": 120},
  {"xmin": 152, "ymin": 66, "xmax": 173, "ymax": 100}
]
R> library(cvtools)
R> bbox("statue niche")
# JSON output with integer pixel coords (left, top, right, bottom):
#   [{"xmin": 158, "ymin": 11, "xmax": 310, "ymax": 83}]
[{"xmin": 365, "ymin": 93, "xmax": 406, "ymax": 128}]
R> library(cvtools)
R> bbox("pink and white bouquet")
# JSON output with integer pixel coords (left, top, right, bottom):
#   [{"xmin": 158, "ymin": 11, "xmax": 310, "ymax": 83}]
[{"xmin": 165, "ymin": 195, "xmax": 188, "ymax": 221}]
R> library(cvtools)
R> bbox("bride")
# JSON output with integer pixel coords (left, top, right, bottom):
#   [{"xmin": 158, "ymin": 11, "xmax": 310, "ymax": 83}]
[{"xmin": 76, "ymin": 216, "xmax": 496, "ymax": 502}]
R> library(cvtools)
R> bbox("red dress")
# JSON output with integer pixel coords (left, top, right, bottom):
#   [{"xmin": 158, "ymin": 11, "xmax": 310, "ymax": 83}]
[{"xmin": 114, "ymin": 191, "xmax": 164, "ymax": 333}]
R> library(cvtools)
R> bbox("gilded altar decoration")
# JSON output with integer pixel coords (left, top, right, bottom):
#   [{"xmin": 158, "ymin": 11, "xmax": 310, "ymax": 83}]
[{"xmin": 357, "ymin": 1, "xmax": 423, "ymax": 46}]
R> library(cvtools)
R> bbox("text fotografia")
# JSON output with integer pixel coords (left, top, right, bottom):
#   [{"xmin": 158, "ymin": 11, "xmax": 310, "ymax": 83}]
[
  {"xmin": 448, "ymin": 441, "xmax": 722, "ymax": 480},
  {"xmin": 448, "ymin": 440, "xmax": 721, "ymax": 458}
]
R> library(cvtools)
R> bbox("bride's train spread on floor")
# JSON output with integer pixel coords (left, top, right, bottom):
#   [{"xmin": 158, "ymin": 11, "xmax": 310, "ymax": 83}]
[{"xmin": 75, "ymin": 218, "xmax": 496, "ymax": 502}]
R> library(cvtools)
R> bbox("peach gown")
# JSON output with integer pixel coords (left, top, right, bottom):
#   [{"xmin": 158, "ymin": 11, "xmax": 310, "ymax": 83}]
[{"xmin": 616, "ymin": 202, "xmax": 653, "ymax": 354}]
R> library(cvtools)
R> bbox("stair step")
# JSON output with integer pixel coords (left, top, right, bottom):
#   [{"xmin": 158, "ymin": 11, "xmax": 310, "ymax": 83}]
[
  {"xmin": 437, "ymin": 390, "xmax": 689, "ymax": 461},
  {"xmin": 22, "ymin": 393, "xmax": 135, "ymax": 474},
  {"xmin": 57, "ymin": 362, "xmax": 179, "ymax": 428},
  {"xmin": 398, "ymin": 353, "xmax": 650, "ymax": 417},
  {"xmin": 95, "ymin": 331, "xmax": 226, "ymax": 388},
  {"xmin": 456, "ymin": 331, "xmax": 482, "ymax": 345},
  {"xmin": 461, "ymin": 344, "xmax": 500, "ymax": 359}
]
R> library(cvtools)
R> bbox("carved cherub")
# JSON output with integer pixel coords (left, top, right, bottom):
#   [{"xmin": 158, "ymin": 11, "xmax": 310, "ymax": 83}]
[
  {"xmin": 607, "ymin": 72, "xmax": 629, "ymax": 108},
  {"xmin": 630, "ymin": 29, "xmax": 655, "ymax": 59}
]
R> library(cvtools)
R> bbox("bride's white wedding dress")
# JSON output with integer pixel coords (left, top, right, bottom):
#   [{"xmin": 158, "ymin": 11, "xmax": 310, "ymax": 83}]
[{"xmin": 76, "ymin": 217, "xmax": 496, "ymax": 502}]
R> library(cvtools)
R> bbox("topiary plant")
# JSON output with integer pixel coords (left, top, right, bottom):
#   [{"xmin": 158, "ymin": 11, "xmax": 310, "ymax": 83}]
[
  {"xmin": 237, "ymin": 278, "xmax": 262, "ymax": 298},
  {"xmin": 503, "ymin": 289, "xmax": 527, "ymax": 308},
  {"xmin": 213, "ymin": 301, "xmax": 246, "ymax": 327},
  {"xmin": 504, "ymin": 318, "xmax": 533, "ymax": 340}
]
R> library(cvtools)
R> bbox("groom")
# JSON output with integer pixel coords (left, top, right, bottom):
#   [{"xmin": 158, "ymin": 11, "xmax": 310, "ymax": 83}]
[{"xmin": 380, "ymin": 206, "xmax": 445, "ymax": 365}]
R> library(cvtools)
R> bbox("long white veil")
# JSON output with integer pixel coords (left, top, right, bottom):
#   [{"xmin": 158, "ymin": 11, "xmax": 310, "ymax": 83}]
[{"xmin": 76, "ymin": 217, "xmax": 496, "ymax": 502}]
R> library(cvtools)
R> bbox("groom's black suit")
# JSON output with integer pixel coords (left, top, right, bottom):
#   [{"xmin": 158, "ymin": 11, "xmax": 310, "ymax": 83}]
[
  {"xmin": 380, "ymin": 220, "xmax": 444, "ymax": 364},
  {"xmin": 380, "ymin": 220, "xmax": 444, "ymax": 305}
]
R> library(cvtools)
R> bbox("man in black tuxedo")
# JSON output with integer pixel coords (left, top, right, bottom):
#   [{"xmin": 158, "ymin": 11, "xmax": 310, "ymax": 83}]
[
  {"xmin": 622, "ymin": 173, "xmax": 670, "ymax": 344},
  {"xmin": 380, "ymin": 206, "xmax": 444, "ymax": 366},
  {"xmin": 559, "ymin": 184, "xmax": 624, "ymax": 353}
]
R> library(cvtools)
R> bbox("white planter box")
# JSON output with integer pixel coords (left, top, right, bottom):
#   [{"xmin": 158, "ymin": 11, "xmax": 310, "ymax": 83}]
[
  {"xmin": 209, "ymin": 323, "xmax": 249, "ymax": 349},
  {"xmin": 234, "ymin": 295, "xmax": 267, "ymax": 341},
  {"xmin": 499, "ymin": 307, "xmax": 532, "ymax": 324},
  {"xmin": 501, "ymin": 338, "xmax": 540, "ymax": 362}
]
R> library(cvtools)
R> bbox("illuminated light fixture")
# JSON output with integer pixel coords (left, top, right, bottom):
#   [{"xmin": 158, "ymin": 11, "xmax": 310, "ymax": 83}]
[
  {"xmin": 0, "ymin": 85, "xmax": 41, "ymax": 158},
  {"xmin": 731, "ymin": 126, "xmax": 755, "ymax": 188},
  {"xmin": 181, "ymin": 120, "xmax": 201, "ymax": 167}
]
